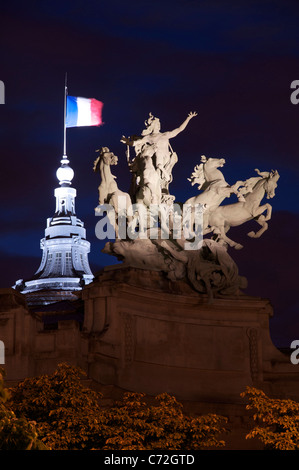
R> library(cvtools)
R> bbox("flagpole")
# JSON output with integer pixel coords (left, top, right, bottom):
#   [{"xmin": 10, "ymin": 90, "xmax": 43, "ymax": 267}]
[{"xmin": 63, "ymin": 72, "xmax": 67, "ymax": 158}]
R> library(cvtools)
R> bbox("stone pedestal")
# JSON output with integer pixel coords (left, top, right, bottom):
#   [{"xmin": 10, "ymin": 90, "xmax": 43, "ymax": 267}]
[{"xmin": 82, "ymin": 266, "xmax": 292, "ymax": 403}]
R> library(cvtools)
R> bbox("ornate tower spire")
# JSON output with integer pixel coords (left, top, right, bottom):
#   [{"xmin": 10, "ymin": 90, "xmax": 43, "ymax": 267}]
[{"xmin": 14, "ymin": 153, "xmax": 94, "ymax": 305}]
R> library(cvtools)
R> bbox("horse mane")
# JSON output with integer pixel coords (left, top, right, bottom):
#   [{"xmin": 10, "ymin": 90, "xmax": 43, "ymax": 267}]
[
  {"xmin": 188, "ymin": 163, "xmax": 205, "ymax": 188},
  {"xmin": 93, "ymin": 155, "xmax": 101, "ymax": 172},
  {"xmin": 240, "ymin": 169, "xmax": 278, "ymax": 199}
]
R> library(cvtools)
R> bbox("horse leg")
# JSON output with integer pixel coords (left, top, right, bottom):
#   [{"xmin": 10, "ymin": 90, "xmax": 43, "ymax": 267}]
[
  {"xmin": 247, "ymin": 214, "xmax": 268, "ymax": 238},
  {"xmin": 263, "ymin": 203, "xmax": 272, "ymax": 221},
  {"xmin": 214, "ymin": 224, "xmax": 243, "ymax": 250},
  {"xmin": 231, "ymin": 180, "xmax": 244, "ymax": 192},
  {"xmin": 247, "ymin": 203, "xmax": 272, "ymax": 238},
  {"xmin": 204, "ymin": 226, "xmax": 213, "ymax": 235}
]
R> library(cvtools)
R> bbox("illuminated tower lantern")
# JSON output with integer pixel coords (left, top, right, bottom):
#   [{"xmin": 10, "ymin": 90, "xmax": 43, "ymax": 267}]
[{"xmin": 14, "ymin": 155, "xmax": 94, "ymax": 305}]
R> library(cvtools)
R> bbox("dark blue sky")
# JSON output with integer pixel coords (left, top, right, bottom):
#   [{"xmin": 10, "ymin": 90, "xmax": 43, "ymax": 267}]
[{"xmin": 0, "ymin": 0, "xmax": 299, "ymax": 346}]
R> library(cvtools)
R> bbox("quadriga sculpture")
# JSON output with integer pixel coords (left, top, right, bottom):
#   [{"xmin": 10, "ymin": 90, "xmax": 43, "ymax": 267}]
[{"xmin": 94, "ymin": 111, "xmax": 280, "ymax": 298}]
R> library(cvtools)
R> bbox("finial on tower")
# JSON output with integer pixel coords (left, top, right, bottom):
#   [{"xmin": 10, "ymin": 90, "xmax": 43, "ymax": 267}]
[{"xmin": 56, "ymin": 156, "xmax": 74, "ymax": 186}]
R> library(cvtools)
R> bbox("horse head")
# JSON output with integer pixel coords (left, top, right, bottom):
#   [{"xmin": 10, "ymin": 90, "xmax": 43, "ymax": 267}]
[
  {"xmin": 202, "ymin": 155, "xmax": 226, "ymax": 170},
  {"xmin": 94, "ymin": 147, "xmax": 118, "ymax": 172},
  {"xmin": 264, "ymin": 170, "xmax": 280, "ymax": 199},
  {"xmin": 188, "ymin": 155, "xmax": 226, "ymax": 189}
]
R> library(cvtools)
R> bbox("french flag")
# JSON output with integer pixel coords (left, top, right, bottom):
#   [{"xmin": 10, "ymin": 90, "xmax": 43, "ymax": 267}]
[{"xmin": 66, "ymin": 96, "xmax": 103, "ymax": 127}]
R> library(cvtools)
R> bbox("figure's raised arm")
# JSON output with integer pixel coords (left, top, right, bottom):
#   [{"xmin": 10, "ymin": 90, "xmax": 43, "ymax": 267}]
[
  {"xmin": 121, "ymin": 135, "xmax": 132, "ymax": 146},
  {"xmin": 167, "ymin": 111, "xmax": 197, "ymax": 139},
  {"xmin": 120, "ymin": 135, "xmax": 145, "ymax": 147}
]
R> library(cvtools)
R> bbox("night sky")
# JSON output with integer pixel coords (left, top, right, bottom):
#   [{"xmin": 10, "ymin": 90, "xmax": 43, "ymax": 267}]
[{"xmin": 0, "ymin": 0, "xmax": 299, "ymax": 347}]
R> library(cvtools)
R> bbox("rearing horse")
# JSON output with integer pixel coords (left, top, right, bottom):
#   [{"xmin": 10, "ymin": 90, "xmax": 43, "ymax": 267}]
[
  {"xmin": 184, "ymin": 156, "xmax": 244, "ymax": 234},
  {"xmin": 206, "ymin": 169, "xmax": 280, "ymax": 249},
  {"xmin": 93, "ymin": 147, "xmax": 132, "ymax": 237},
  {"xmin": 186, "ymin": 156, "xmax": 245, "ymax": 209}
]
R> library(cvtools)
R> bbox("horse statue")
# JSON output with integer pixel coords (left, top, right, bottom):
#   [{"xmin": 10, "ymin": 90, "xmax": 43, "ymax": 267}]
[
  {"xmin": 206, "ymin": 169, "xmax": 280, "ymax": 249},
  {"xmin": 186, "ymin": 155, "xmax": 245, "ymax": 207},
  {"xmin": 93, "ymin": 147, "xmax": 132, "ymax": 237},
  {"xmin": 184, "ymin": 156, "xmax": 245, "ymax": 235}
]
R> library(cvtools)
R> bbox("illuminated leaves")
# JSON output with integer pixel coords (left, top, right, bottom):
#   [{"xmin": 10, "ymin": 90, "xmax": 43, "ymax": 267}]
[
  {"xmin": 7, "ymin": 363, "xmax": 105, "ymax": 450},
  {"xmin": 241, "ymin": 387, "xmax": 299, "ymax": 450},
  {"xmin": 98, "ymin": 391, "xmax": 228, "ymax": 450},
  {"xmin": 6, "ymin": 366, "xmax": 299, "ymax": 451},
  {"xmin": 7, "ymin": 363, "xmax": 228, "ymax": 450},
  {"xmin": 0, "ymin": 368, "xmax": 46, "ymax": 450}
]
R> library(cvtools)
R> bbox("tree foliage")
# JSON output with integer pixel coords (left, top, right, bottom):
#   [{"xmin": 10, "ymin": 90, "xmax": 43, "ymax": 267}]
[
  {"xmin": 100, "ymin": 391, "xmax": 227, "ymax": 450},
  {"xmin": 8, "ymin": 363, "xmax": 106, "ymax": 450},
  {"xmin": 0, "ymin": 368, "xmax": 46, "ymax": 450},
  {"xmin": 241, "ymin": 387, "xmax": 299, "ymax": 450},
  {"xmin": 7, "ymin": 363, "xmax": 228, "ymax": 450}
]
